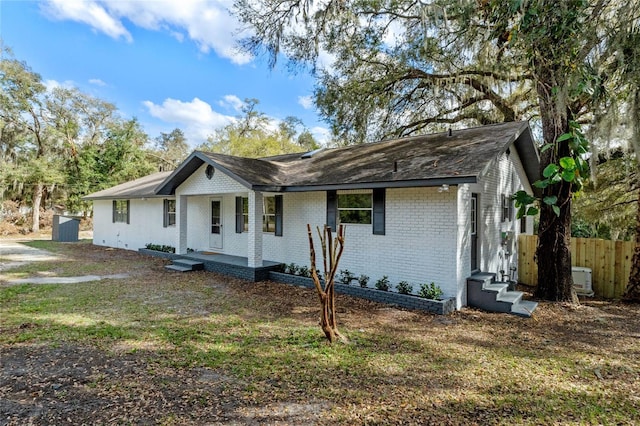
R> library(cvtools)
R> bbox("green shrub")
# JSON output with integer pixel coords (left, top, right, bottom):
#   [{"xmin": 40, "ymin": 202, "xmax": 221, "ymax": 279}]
[
  {"xmin": 339, "ymin": 269, "xmax": 355, "ymax": 285},
  {"xmin": 286, "ymin": 263, "xmax": 299, "ymax": 275},
  {"xmin": 298, "ymin": 266, "xmax": 311, "ymax": 278},
  {"xmin": 358, "ymin": 274, "xmax": 369, "ymax": 288},
  {"xmin": 375, "ymin": 276, "xmax": 390, "ymax": 291},
  {"xmin": 396, "ymin": 281, "xmax": 412, "ymax": 295},
  {"xmin": 418, "ymin": 282, "xmax": 443, "ymax": 300},
  {"xmin": 145, "ymin": 243, "xmax": 175, "ymax": 253}
]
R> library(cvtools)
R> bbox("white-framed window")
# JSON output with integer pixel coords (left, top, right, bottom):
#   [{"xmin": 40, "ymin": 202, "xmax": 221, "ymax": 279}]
[
  {"xmin": 338, "ymin": 192, "xmax": 372, "ymax": 225},
  {"xmin": 164, "ymin": 199, "xmax": 176, "ymax": 227},
  {"xmin": 263, "ymin": 196, "xmax": 276, "ymax": 232},
  {"xmin": 112, "ymin": 200, "xmax": 129, "ymax": 224},
  {"xmin": 502, "ymin": 194, "xmax": 513, "ymax": 222},
  {"xmin": 241, "ymin": 197, "xmax": 249, "ymax": 232}
]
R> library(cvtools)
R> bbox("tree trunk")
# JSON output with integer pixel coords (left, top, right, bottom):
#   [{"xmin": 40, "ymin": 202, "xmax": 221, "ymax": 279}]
[
  {"xmin": 623, "ymin": 190, "xmax": 640, "ymax": 302},
  {"xmin": 533, "ymin": 71, "xmax": 576, "ymax": 302},
  {"xmin": 31, "ymin": 182, "xmax": 44, "ymax": 233},
  {"xmin": 307, "ymin": 224, "xmax": 346, "ymax": 343}
]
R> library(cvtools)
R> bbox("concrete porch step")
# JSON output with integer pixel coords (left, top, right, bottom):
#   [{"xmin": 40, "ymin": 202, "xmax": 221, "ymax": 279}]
[
  {"xmin": 172, "ymin": 259, "xmax": 204, "ymax": 270},
  {"xmin": 165, "ymin": 258, "xmax": 204, "ymax": 272},
  {"xmin": 467, "ymin": 273, "xmax": 537, "ymax": 318},
  {"xmin": 165, "ymin": 264, "xmax": 194, "ymax": 272}
]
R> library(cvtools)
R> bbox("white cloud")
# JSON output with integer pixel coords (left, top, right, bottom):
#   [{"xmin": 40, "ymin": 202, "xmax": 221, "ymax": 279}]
[
  {"xmin": 43, "ymin": 79, "xmax": 75, "ymax": 91},
  {"xmin": 88, "ymin": 78, "xmax": 107, "ymax": 86},
  {"xmin": 143, "ymin": 97, "xmax": 234, "ymax": 146},
  {"xmin": 298, "ymin": 95, "xmax": 314, "ymax": 110},
  {"xmin": 219, "ymin": 95, "xmax": 245, "ymax": 112},
  {"xmin": 42, "ymin": 0, "xmax": 132, "ymax": 42},
  {"xmin": 41, "ymin": 0, "xmax": 251, "ymax": 64}
]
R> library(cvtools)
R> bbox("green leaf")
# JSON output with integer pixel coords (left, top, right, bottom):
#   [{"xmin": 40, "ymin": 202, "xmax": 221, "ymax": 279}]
[
  {"xmin": 540, "ymin": 143, "xmax": 555, "ymax": 153},
  {"xmin": 526, "ymin": 207, "xmax": 539, "ymax": 216},
  {"xmin": 533, "ymin": 180, "xmax": 549, "ymax": 189},
  {"xmin": 556, "ymin": 133, "xmax": 573, "ymax": 142},
  {"xmin": 562, "ymin": 170, "xmax": 575, "ymax": 182},
  {"xmin": 559, "ymin": 157, "xmax": 576, "ymax": 170},
  {"xmin": 543, "ymin": 195, "xmax": 558, "ymax": 205},
  {"xmin": 552, "ymin": 205, "xmax": 560, "ymax": 216},
  {"xmin": 543, "ymin": 163, "xmax": 559, "ymax": 178}
]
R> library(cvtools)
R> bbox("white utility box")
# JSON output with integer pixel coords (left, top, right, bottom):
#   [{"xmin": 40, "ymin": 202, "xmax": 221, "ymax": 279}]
[{"xmin": 572, "ymin": 266, "xmax": 594, "ymax": 296}]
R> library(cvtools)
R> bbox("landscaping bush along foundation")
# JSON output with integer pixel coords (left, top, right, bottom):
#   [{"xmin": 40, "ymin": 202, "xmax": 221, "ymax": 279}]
[{"xmin": 269, "ymin": 271, "xmax": 456, "ymax": 315}]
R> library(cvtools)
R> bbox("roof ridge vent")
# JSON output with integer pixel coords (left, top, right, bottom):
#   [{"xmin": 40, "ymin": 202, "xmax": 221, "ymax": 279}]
[{"xmin": 301, "ymin": 148, "xmax": 325, "ymax": 159}]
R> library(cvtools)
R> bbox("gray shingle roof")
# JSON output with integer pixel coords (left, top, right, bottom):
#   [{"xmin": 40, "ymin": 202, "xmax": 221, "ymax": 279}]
[
  {"xmin": 86, "ymin": 121, "xmax": 537, "ymax": 199},
  {"xmin": 155, "ymin": 121, "xmax": 538, "ymax": 195},
  {"xmin": 84, "ymin": 171, "xmax": 172, "ymax": 200}
]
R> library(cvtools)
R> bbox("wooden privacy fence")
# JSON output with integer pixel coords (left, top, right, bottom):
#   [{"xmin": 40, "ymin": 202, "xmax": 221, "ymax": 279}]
[{"xmin": 518, "ymin": 235, "xmax": 634, "ymax": 299}]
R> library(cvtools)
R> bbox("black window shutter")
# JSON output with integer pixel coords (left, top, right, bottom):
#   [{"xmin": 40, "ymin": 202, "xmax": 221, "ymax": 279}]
[
  {"xmin": 373, "ymin": 188, "xmax": 386, "ymax": 235},
  {"xmin": 126, "ymin": 200, "xmax": 130, "ymax": 224},
  {"xmin": 326, "ymin": 190, "xmax": 337, "ymax": 231},
  {"xmin": 235, "ymin": 196, "xmax": 243, "ymax": 233},
  {"xmin": 163, "ymin": 199, "xmax": 168, "ymax": 228},
  {"xmin": 112, "ymin": 200, "xmax": 116, "ymax": 223},
  {"xmin": 275, "ymin": 195, "xmax": 283, "ymax": 236}
]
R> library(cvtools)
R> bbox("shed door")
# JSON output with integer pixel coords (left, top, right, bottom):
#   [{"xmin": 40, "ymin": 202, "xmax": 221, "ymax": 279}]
[
  {"xmin": 209, "ymin": 198, "xmax": 223, "ymax": 250},
  {"xmin": 471, "ymin": 193, "xmax": 479, "ymax": 271}
]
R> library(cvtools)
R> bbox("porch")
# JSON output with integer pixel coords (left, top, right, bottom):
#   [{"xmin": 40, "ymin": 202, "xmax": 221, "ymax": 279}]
[{"xmin": 166, "ymin": 251, "xmax": 283, "ymax": 282}]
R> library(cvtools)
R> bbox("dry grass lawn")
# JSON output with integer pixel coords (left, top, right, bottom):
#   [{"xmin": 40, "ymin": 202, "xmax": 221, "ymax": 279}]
[{"xmin": 1, "ymin": 240, "xmax": 639, "ymax": 425}]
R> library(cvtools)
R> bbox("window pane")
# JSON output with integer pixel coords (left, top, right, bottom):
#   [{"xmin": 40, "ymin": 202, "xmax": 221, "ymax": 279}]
[
  {"xmin": 263, "ymin": 215, "xmax": 276, "ymax": 232},
  {"xmin": 338, "ymin": 194, "xmax": 372, "ymax": 209},
  {"xmin": 339, "ymin": 209, "xmax": 372, "ymax": 224},
  {"xmin": 264, "ymin": 196, "xmax": 276, "ymax": 214}
]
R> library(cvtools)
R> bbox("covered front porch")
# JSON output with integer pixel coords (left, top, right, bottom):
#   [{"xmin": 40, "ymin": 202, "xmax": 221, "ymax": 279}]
[
  {"xmin": 166, "ymin": 251, "xmax": 283, "ymax": 282},
  {"xmin": 175, "ymin": 189, "xmax": 271, "ymax": 269}
]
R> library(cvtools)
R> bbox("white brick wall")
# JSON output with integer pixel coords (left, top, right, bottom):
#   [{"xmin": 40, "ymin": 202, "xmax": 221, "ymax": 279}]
[
  {"xmin": 262, "ymin": 188, "xmax": 460, "ymax": 299},
  {"xmin": 92, "ymin": 198, "xmax": 176, "ymax": 250},
  {"xmin": 476, "ymin": 148, "xmax": 531, "ymax": 282},
  {"xmin": 176, "ymin": 164, "xmax": 250, "ymax": 254}
]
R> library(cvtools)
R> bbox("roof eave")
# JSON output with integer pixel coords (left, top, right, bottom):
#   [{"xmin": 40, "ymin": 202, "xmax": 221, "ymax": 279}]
[
  {"xmin": 82, "ymin": 194, "xmax": 172, "ymax": 201},
  {"xmin": 255, "ymin": 176, "xmax": 477, "ymax": 193}
]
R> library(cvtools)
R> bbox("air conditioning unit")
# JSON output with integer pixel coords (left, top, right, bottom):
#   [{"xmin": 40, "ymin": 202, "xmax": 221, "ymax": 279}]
[{"xmin": 572, "ymin": 266, "xmax": 594, "ymax": 296}]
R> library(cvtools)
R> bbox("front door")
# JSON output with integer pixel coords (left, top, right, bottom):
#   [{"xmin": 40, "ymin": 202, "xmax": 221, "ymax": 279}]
[
  {"xmin": 209, "ymin": 198, "xmax": 223, "ymax": 249},
  {"xmin": 471, "ymin": 193, "xmax": 479, "ymax": 271}
]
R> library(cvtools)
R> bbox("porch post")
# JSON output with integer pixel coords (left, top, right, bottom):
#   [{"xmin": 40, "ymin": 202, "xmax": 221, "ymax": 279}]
[
  {"xmin": 177, "ymin": 195, "xmax": 188, "ymax": 254},
  {"xmin": 247, "ymin": 190, "xmax": 263, "ymax": 268}
]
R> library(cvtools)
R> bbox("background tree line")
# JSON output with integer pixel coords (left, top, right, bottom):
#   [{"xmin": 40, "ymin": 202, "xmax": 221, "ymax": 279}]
[{"xmin": 0, "ymin": 50, "xmax": 315, "ymax": 233}]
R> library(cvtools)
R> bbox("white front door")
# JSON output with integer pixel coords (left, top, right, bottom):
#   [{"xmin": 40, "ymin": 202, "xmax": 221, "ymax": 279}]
[{"xmin": 209, "ymin": 198, "xmax": 223, "ymax": 249}]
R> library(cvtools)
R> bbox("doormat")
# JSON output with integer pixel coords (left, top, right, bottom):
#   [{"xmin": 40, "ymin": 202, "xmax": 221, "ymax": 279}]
[{"xmin": 201, "ymin": 251, "xmax": 219, "ymax": 255}]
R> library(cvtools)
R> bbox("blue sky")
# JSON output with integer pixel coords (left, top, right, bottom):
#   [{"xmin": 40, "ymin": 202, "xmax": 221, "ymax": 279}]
[{"xmin": 0, "ymin": 0, "xmax": 328, "ymax": 147}]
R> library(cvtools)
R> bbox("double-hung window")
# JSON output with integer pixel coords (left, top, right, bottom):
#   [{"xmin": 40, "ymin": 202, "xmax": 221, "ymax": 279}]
[
  {"xmin": 338, "ymin": 193, "xmax": 372, "ymax": 225},
  {"xmin": 263, "ymin": 196, "xmax": 276, "ymax": 232},
  {"xmin": 236, "ymin": 195, "xmax": 283, "ymax": 235},
  {"xmin": 502, "ymin": 195, "xmax": 513, "ymax": 222},
  {"xmin": 327, "ymin": 189, "xmax": 385, "ymax": 234},
  {"xmin": 163, "ymin": 199, "xmax": 176, "ymax": 227},
  {"xmin": 112, "ymin": 200, "xmax": 129, "ymax": 224}
]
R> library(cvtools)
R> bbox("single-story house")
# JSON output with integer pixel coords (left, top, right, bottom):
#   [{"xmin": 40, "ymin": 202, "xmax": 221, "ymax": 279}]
[{"xmin": 85, "ymin": 121, "xmax": 539, "ymax": 314}]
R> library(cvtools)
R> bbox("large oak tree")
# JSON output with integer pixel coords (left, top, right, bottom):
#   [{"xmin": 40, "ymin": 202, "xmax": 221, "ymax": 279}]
[{"xmin": 235, "ymin": 0, "xmax": 640, "ymax": 302}]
